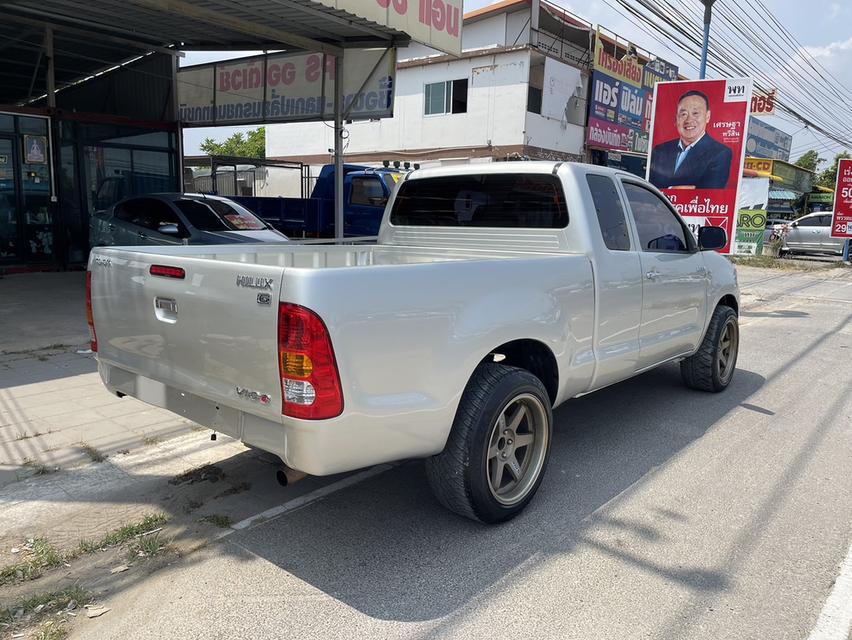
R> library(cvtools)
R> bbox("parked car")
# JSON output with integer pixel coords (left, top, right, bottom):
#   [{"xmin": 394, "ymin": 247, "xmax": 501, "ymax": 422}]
[
  {"xmin": 90, "ymin": 193, "xmax": 288, "ymax": 247},
  {"xmin": 782, "ymin": 212, "xmax": 847, "ymax": 255},
  {"xmin": 87, "ymin": 163, "xmax": 739, "ymax": 523}
]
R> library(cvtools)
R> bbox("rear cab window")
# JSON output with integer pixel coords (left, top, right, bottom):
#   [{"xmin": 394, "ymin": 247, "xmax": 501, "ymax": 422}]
[{"xmin": 390, "ymin": 173, "xmax": 568, "ymax": 228}]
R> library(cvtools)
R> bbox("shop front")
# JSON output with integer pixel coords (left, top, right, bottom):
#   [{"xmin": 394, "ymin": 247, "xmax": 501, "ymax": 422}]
[{"xmin": 0, "ymin": 113, "xmax": 54, "ymax": 266}]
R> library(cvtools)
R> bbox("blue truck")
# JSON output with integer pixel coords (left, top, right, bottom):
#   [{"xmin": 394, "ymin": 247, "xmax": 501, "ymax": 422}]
[{"xmin": 233, "ymin": 163, "xmax": 408, "ymax": 238}]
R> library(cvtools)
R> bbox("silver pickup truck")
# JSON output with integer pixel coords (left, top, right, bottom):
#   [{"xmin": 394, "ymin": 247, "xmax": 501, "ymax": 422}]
[{"xmin": 87, "ymin": 162, "xmax": 739, "ymax": 523}]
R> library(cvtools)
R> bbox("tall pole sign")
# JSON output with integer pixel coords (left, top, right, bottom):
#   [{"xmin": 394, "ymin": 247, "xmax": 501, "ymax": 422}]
[{"xmin": 830, "ymin": 158, "xmax": 852, "ymax": 260}]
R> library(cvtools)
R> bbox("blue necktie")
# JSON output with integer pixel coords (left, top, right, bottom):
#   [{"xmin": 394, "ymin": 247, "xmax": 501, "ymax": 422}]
[{"xmin": 674, "ymin": 146, "xmax": 689, "ymax": 173}]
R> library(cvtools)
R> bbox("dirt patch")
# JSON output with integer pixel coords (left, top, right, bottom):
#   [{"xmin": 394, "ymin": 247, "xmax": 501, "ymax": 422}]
[{"xmin": 169, "ymin": 464, "xmax": 225, "ymax": 486}]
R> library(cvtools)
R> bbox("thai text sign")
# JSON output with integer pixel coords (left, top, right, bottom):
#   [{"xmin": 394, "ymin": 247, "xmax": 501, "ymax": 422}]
[
  {"xmin": 831, "ymin": 158, "xmax": 852, "ymax": 238},
  {"xmin": 314, "ymin": 0, "xmax": 462, "ymax": 56},
  {"xmin": 586, "ymin": 33, "xmax": 677, "ymax": 154},
  {"xmin": 646, "ymin": 78, "xmax": 753, "ymax": 254},
  {"xmin": 178, "ymin": 49, "xmax": 396, "ymax": 126},
  {"xmin": 750, "ymin": 89, "xmax": 776, "ymax": 116}
]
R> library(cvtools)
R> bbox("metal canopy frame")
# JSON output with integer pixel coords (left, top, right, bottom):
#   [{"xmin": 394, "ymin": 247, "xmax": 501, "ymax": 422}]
[{"xmin": 1, "ymin": 0, "xmax": 411, "ymax": 240}]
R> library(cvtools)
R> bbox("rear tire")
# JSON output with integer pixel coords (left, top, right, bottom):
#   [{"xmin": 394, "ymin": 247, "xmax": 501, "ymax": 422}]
[
  {"xmin": 681, "ymin": 305, "xmax": 739, "ymax": 392},
  {"xmin": 425, "ymin": 363, "xmax": 553, "ymax": 524}
]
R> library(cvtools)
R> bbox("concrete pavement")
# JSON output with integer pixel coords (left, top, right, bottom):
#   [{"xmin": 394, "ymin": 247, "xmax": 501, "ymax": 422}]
[{"xmin": 47, "ymin": 264, "xmax": 850, "ymax": 640}]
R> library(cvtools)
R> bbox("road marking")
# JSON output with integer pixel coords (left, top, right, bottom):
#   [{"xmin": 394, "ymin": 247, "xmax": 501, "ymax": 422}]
[
  {"xmin": 808, "ymin": 539, "xmax": 852, "ymax": 640},
  {"xmin": 218, "ymin": 463, "xmax": 394, "ymax": 538}
]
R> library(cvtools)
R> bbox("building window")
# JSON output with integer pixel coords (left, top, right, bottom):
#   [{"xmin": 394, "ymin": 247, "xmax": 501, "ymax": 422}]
[{"xmin": 424, "ymin": 79, "xmax": 468, "ymax": 115}]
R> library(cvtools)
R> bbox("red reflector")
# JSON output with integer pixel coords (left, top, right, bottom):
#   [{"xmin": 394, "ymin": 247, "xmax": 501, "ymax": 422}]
[
  {"xmin": 86, "ymin": 271, "xmax": 98, "ymax": 352},
  {"xmin": 150, "ymin": 265, "xmax": 186, "ymax": 279}
]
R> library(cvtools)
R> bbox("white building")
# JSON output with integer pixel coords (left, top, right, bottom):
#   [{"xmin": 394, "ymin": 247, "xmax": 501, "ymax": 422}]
[{"xmin": 266, "ymin": 0, "xmax": 594, "ymax": 172}]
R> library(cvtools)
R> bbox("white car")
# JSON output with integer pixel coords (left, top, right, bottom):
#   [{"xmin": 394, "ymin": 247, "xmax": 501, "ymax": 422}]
[
  {"xmin": 87, "ymin": 163, "xmax": 739, "ymax": 523},
  {"xmin": 782, "ymin": 212, "xmax": 847, "ymax": 255}
]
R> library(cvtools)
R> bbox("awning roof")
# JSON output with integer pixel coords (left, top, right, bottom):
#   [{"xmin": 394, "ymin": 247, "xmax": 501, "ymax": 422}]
[
  {"xmin": 769, "ymin": 188, "xmax": 799, "ymax": 200},
  {"xmin": 1, "ymin": 0, "xmax": 410, "ymax": 105}
]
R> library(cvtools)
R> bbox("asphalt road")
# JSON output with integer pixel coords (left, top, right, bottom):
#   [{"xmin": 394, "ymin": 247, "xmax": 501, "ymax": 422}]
[{"xmin": 76, "ymin": 266, "xmax": 852, "ymax": 640}]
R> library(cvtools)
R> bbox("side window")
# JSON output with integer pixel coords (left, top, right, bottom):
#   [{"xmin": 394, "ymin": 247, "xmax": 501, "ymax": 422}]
[
  {"xmin": 798, "ymin": 216, "xmax": 820, "ymax": 227},
  {"xmin": 622, "ymin": 182, "xmax": 690, "ymax": 252},
  {"xmin": 113, "ymin": 199, "xmax": 136, "ymax": 223},
  {"xmin": 350, "ymin": 177, "xmax": 386, "ymax": 206},
  {"xmin": 125, "ymin": 199, "xmax": 183, "ymax": 233},
  {"xmin": 818, "ymin": 215, "xmax": 832, "ymax": 227},
  {"xmin": 586, "ymin": 174, "xmax": 631, "ymax": 251}
]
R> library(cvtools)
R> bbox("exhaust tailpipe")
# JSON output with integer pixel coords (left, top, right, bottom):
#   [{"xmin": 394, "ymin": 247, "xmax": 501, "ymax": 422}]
[{"xmin": 276, "ymin": 466, "xmax": 307, "ymax": 487}]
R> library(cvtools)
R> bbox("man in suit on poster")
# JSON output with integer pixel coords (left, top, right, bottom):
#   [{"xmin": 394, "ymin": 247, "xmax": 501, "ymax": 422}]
[{"xmin": 648, "ymin": 90, "xmax": 733, "ymax": 190}]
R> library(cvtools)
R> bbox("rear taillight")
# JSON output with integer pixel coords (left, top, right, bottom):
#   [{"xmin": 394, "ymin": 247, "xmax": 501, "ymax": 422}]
[
  {"xmin": 278, "ymin": 303, "xmax": 343, "ymax": 420},
  {"xmin": 150, "ymin": 265, "xmax": 186, "ymax": 279},
  {"xmin": 86, "ymin": 271, "xmax": 98, "ymax": 352}
]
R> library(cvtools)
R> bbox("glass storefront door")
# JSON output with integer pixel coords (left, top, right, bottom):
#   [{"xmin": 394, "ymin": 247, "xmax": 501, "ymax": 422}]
[{"xmin": 0, "ymin": 137, "xmax": 19, "ymax": 260}]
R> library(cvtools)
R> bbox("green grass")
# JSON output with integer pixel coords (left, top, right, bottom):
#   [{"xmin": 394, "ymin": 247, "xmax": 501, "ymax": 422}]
[
  {"xmin": 79, "ymin": 443, "xmax": 106, "ymax": 463},
  {"xmin": 0, "ymin": 586, "xmax": 88, "ymax": 624},
  {"xmin": 198, "ymin": 514, "xmax": 232, "ymax": 529},
  {"xmin": 0, "ymin": 514, "xmax": 168, "ymax": 585},
  {"xmin": 730, "ymin": 255, "xmax": 851, "ymax": 271},
  {"xmin": 34, "ymin": 623, "xmax": 70, "ymax": 640},
  {"xmin": 126, "ymin": 533, "xmax": 168, "ymax": 560},
  {"xmin": 78, "ymin": 513, "xmax": 167, "ymax": 552},
  {"xmin": 0, "ymin": 539, "xmax": 65, "ymax": 586}
]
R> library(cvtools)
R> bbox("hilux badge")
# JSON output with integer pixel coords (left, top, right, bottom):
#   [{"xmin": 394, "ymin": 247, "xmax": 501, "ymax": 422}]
[{"xmin": 236, "ymin": 275, "xmax": 273, "ymax": 290}]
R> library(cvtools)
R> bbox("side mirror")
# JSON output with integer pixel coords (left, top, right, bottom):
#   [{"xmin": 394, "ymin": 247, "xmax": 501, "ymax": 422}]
[
  {"xmin": 159, "ymin": 223, "xmax": 180, "ymax": 236},
  {"xmin": 698, "ymin": 226, "xmax": 727, "ymax": 251},
  {"xmin": 791, "ymin": 221, "xmax": 798, "ymax": 228}
]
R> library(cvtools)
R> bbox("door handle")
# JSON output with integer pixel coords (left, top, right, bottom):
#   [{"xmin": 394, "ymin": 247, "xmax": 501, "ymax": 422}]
[{"xmin": 646, "ymin": 270, "xmax": 660, "ymax": 280}]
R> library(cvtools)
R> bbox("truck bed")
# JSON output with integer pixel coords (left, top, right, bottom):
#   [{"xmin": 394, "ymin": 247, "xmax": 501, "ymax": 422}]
[{"xmin": 107, "ymin": 241, "xmax": 570, "ymax": 269}]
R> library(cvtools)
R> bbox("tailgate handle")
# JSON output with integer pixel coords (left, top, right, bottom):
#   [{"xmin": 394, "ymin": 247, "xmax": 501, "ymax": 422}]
[{"xmin": 154, "ymin": 297, "xmax": 179, "ymax": 323}]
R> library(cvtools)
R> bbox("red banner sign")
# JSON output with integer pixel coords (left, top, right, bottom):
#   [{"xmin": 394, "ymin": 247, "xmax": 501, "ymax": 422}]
[
  {"xmin": 831, "ymin": 158, "xmax": 852, "ymax": 238},
  {"xmin": 646, "ymin": 78, "xmax": 753, "ymax": 254}
]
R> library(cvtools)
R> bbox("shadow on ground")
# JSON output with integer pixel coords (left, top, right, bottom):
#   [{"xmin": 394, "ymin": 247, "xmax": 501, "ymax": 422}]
[{"xmin": 218, "ymin": 363, "xmax": 765, "ymax": 622}]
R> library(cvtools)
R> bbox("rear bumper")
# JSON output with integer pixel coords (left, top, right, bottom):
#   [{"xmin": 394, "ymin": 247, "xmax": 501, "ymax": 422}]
[{"xmin": 99, "ymin": 361, "xmax": 445, "ymax": 475}]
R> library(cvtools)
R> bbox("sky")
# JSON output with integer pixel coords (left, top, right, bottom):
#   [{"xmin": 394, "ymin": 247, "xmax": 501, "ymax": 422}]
[{"xmin": 182, "ymin": 0, "xmax": 852, "ymax": 167}]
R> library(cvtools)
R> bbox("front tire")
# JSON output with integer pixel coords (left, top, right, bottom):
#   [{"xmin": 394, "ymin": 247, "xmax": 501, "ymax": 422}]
[
  {"xmin": 681, "ymin": 305, "xmax": 739, "ymax": 392},
  {"xmin": 425, "ymin": 363, "xmax": 553, "ymax": 524}
]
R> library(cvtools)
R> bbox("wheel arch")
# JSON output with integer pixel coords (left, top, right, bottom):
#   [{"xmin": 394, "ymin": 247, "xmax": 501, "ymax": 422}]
[
  {"xmin": 479, "ymin": 339, "xmax": 559, "ymax": 406},
  {"xmin": 717, "ymin": 294, "xmax": 739, "ymax": 315}
]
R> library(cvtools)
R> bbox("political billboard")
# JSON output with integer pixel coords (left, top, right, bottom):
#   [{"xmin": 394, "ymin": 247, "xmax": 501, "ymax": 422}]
[
  {"xmin": 646, "ymin": 78, "xmax": 753, "ymax": 254},
  {"xmin": 178, "ymin": 48, "xmax": 396, "ymax": 126},
  {"xmin": 830, "ymin": 158, "xmax": 852, "ymax": 239},
  {"xmin": 586, "ymin": 33, "xmax": 677, "ymax": 156}
]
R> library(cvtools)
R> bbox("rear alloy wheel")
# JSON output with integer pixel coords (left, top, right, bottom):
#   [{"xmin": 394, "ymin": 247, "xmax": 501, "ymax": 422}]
[
  {"xmin": 426, "ymin": 363, "xmax": 553, "ymax": 524},
  {"xmin": 485, "ymin": 393, "xmax": 549, "ymax": 506}
]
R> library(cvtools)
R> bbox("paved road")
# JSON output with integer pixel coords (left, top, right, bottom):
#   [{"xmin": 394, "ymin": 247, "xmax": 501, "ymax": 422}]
[{"xmin": 75, "ymin": 266, "xmax": 852, "ymax": 640}]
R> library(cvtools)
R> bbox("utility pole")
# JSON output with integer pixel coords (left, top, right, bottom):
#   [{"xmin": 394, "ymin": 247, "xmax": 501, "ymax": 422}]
[{"xmin": 699, "ymin": 0, "xmax": 716, "ymax": 79}]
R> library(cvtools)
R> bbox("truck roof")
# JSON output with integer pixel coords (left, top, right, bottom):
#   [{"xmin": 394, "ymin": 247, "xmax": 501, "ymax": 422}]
[{"xmin": 404, "ymin": 161, "xmax": 636, "ymax": 182}]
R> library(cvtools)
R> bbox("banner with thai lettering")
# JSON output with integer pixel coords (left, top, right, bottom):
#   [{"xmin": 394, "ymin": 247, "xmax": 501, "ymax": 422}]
[
  {"xmin": 314, "ymin": 0, "xmax": 462, "ymax": 56},
  {"xmin": 831, "ymin": 158, "xmax": 852, "ymax": 239},
  {"xmin": 586, "ymin": 33, "xmax": 676, "ymax": 155},
  {"xmin": 178, "ymin": 48, "xmax": 396, "ymax": 127},
  {"xmin": 646, "ymin": 78, "xmax": 753, "ymax": 254},
  {"xmin": 735, "ymin": 177, "xmax": 770, "ymax": 255}
]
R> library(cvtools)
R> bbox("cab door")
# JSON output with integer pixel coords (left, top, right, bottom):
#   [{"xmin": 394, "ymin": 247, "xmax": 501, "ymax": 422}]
[
  {"xmin": 620, "ymin": 180, "xmax": 709, "ymax": 370},
  {"xmin": 584, "ymin": 173, "xmax": 644, "ymax": 390},
  {"xmin": 786, "ymin": 214, "xmax": 822, "ymax": 252}
]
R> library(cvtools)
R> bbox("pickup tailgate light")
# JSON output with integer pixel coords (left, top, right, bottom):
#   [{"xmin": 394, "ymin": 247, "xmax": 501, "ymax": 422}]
[
  {"xmin": 278, "ymin": 303, "xmax": 343, "ymax": 419},
  {"xmin": 149, "ymin": 265, "xmax": 186, "ymax": 279},
  {"xmin": 86, "ymin": 271, "xmax": 98, "ymax": 352}
]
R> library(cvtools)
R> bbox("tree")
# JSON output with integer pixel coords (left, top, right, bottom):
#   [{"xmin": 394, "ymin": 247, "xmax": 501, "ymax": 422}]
[
  {"xmin": 817, "ymin": 151, "xmax": 851, "ymax": 189},
  {"xmin": 793, "ymin": 150, "xmax": 825, "ymax": 173},
  {"xmin": 199, "ymin": 127, "xmax": 265, "ymax": 158}
]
